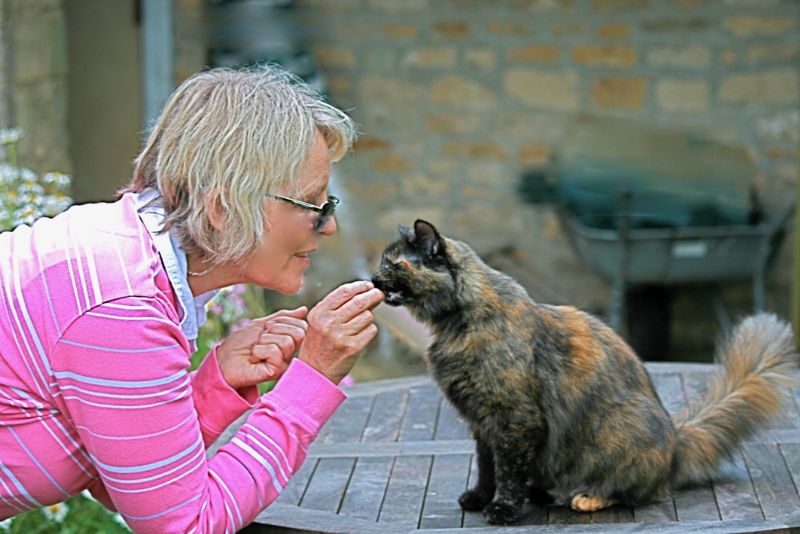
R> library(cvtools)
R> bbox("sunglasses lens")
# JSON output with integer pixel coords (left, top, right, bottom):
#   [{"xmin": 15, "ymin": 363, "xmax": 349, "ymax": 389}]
[{"xmin": 314, "ymin": 198, "xmax": 337, "ymax": 232}]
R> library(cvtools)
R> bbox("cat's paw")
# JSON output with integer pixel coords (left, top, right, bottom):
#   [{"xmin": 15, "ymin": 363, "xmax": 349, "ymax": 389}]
[
  {"xmin": 527, "ymin": 485, "xmax": 554, "ymax": 505},
  {"xmin": 458, "ymin": 489, "xmax": 492, "ymax": 511},
  {"xmin": 570, "ymin": 493, "xmax": 615, "ymax": 512},
  {"xmin": 483, "ymin": 500, "xmax": 521, "ymax": 525}
]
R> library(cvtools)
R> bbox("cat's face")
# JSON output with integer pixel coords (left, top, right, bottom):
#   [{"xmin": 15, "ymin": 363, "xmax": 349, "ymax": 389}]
[{"xmin": 371, "ymin": 220, "xmax": 457, "ymax": 313}]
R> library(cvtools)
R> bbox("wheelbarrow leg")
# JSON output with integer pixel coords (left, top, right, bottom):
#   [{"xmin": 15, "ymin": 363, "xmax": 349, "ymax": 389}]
[
  {"xmin": 753, "ymin": 251, "xmax": 766, "ymax": 313},
  {"xmin": 610, "ymin": 274, "xmax": 625, "ymax": 332},
  {"xmin": 610, "ymin": 190, "xmax": 632, "ymax": 333}
]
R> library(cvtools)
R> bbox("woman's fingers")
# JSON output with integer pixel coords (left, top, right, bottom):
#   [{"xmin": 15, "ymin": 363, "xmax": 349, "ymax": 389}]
[
  {"xmin": 318, "ymin": 281, "xmax": 375, "ymax": 311},
  {"xmin": 265, "ymin": 306, "xmax": 308, "ymax": 321},
  {"xmin": 268, "ymin": 316, "xmax": 308, "ymax": 333},
  {"xmin": 262, "ymin": 322, "xmax": 306, "ymax": 346},
  {"xmin": 334, "ymin": 288, "xmax": 384, "ymax": 322},
  {"xmin": 342, "ymin": 309, "xmax": 374, "ymax": 335}
]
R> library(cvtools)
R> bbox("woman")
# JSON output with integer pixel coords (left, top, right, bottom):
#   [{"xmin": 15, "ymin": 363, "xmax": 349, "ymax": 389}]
[{"xmin": 0, "ymin": 65, "xmax": 384, "ymax": 532}]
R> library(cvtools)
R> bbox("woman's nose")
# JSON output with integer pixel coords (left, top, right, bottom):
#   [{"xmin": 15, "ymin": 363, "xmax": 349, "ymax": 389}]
[{"xmin": 319, "ymin": 214, "xmax": 337, "ymax": 236}]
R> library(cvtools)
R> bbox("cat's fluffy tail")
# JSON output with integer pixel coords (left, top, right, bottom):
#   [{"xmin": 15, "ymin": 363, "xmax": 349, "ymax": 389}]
[{"xmin": 670, "ymin": 313, "xmax": 796, "ymax": 488}]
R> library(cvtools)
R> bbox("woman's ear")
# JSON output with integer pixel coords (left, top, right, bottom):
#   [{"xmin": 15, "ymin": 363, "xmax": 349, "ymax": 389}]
[{"xmin": 204, "ymin": 190, "xmax": 226, "ymax": 231}]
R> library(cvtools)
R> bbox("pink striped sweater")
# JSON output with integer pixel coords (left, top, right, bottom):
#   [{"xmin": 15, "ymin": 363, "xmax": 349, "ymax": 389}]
[{"xmin": 0, "ymin": 193, "xmax": 346, "ymax": 532}]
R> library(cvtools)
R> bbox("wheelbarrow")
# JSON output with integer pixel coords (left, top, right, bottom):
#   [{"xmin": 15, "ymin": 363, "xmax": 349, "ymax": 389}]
[{"xmin": 519, "ymin": 116, "xmax": 795, "ymax": 359}]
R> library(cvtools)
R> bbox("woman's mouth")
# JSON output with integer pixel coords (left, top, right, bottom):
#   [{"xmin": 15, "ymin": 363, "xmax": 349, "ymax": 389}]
[{"xmin": 294, "ymin": 250, "xmax": 313, "ymax": 264}]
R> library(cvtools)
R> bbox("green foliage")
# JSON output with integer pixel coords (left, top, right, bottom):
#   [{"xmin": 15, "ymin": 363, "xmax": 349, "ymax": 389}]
[
  {"xmin": 0, "ymin": 128, "xmax": 72, "ymax": 231},
  {"xmin": 0, "ymin": 492, "xmax": 131, "ymax": 534},
  {"xmin": 192, "ymin": 285, "xmax": 276, "ymax": 393}
]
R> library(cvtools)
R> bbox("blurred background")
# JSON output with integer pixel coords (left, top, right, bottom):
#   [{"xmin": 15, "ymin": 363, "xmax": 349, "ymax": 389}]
[
  {"xmin": 1, "ymin": 0, "xmax": 798, "ymax": 378},
  {"xmin": 0, "ymin": 3, "xmax": 797, "ymax": 528}
]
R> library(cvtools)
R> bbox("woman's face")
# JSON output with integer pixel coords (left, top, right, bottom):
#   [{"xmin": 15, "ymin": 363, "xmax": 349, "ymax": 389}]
[{"xmin": 241, "ymin": 130, "xmax": 337, "ymax": 294}]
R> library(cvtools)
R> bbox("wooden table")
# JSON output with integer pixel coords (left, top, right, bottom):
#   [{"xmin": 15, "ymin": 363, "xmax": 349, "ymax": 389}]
[{"xmin": 244, "ymin": 363, "xmax": 800, "ymax": 533}]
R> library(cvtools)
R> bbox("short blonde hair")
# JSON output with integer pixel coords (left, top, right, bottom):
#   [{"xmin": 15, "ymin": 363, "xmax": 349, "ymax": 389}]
[{"xmin": 127, "ymin": 64, "xmax": 357, "ymax": 264}]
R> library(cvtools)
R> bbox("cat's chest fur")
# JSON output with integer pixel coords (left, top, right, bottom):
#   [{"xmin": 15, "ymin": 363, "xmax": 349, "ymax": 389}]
[{"xmin": 426, "ymin": 327, "xmax": 539, "ymax": 427}]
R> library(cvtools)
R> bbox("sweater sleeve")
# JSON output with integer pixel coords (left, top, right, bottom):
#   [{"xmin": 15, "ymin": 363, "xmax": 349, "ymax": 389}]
[
  {"xmin": 190, "ymin": 345, "xmax": 259, "ymax": 447},
  {"xmin": 51, "ymin": 296, "xmax": 346, "ymax": 534}
]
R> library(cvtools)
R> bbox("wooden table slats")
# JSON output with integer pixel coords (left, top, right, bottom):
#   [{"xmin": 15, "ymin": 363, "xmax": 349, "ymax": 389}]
[{"xmin": 247, "ymin": 363, "xmax": 800, "ymax": 533}]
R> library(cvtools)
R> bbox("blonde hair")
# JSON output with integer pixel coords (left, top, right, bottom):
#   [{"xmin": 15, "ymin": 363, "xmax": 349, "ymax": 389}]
[{"xmin": 126, "ymin": 64, "xmax": 357, "ymax": 264}]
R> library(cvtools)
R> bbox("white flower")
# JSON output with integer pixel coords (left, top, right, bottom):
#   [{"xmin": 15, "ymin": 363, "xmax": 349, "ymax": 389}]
[
  {"xmin": 18, "ymin": 181, "xmax": 44, "ymax": 196},
  {"xmin": 18, "ymin": 168, "xmax": 36, "ymax": 182},
  {"xmin": 42, "ymin": 500, "xmax": 69, "ymax": 522},
  {"xmin": 0, "ymin": 128, "xmax": 23, "ymax": 144},
  {"xmin": 43, "ymin": 172, "xmax": 71, "ymax": 187},
  {"xmin": 0, "ymin": 163, "xmax": 17, "ymax": 184},
  {"xmin": 14, "ymin": 206, "xmax": 39, "ymax": 226}
]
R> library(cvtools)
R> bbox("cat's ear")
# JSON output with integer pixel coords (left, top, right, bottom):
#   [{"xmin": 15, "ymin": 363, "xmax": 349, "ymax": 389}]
[
  {"xmin": 413, "ymin": 219, "xmax": 442, "ymax": 257},
  {"xmin": 398, "ymin": 224, "xmax": 415, "ymax": 243}
]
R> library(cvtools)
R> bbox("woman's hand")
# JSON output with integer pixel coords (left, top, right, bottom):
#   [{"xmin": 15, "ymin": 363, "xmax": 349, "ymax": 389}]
[
  {"xmin": 216, "ymin": 306, "xmax": 308, "ymax": 390},
  {"xmin": 299, "ymin": 281, "xmax": 384, "ymax": 384}
]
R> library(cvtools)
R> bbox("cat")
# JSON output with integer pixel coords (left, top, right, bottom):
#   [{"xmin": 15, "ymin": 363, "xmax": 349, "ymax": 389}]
[{"xmin": 371, "ymin": 219, "xmax": 796, "ymax": 525}]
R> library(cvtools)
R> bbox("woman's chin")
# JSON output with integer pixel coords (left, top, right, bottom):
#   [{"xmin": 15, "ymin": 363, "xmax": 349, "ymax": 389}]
[{"xmin": 271, "ymin": 276, "xmax": 304, "ymax": 296}]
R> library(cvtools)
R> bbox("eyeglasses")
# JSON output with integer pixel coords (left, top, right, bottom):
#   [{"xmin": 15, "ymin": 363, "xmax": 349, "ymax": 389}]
[{"xmin": 268, "ymin": 194, "xmax": 339, "ymax": 233}]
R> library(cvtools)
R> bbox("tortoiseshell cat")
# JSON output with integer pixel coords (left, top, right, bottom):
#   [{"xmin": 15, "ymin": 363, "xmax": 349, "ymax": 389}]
[{"xmin": 372, "ymin": 219, "xmax": 796, "ymax": 525}]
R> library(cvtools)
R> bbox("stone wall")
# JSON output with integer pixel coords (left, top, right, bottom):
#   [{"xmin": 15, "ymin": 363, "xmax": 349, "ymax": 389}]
[
  {"xmin": 291, "ymin": 0, "xmax": 799, "ymax": 317},
  {"xmin": 2, "ymin": 0, "xmax": 70, "ymax": 174}
]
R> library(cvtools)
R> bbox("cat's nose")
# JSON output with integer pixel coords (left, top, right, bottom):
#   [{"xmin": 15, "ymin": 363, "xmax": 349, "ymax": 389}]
[{"xmin": 371, "ymin": 275, "xmax": 383, "ymax": 289}]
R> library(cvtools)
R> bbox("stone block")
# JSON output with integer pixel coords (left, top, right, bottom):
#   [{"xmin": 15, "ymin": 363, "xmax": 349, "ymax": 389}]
[
  {"xmin": 508, "ymin": 45, "xmax": 561, "ymax": 63},
  {"xmin": 425, "ymin": 113, "xmax": 481, "ymax": 134},
  {"xmin": 756, "ymin": 110, "xmax": 799, "ymax": 142},
  {"xmin": 464, "ymin": 49, "xmax": 496, "ymax": 71},
  {"xmin": 364, "ymin": 48, "xmax": 397, "ymax": 72},
  {"xmin": 443, "ymin": 141, "xmax": 508, "ymax": 160},
  {"xmin": 378, "ymin": 206, "xmax": 446, "ymax": 233},
  {"xmin": 360, "ymin": 77, "xmax": 424, "ymax": 107},
  {"xmin": 401, "ymin": 172, "xmax": 449, "ymax": 197},
  {"xmin": 641, "ymin": 18, "xmax": 710, "ymax": 33},
  {"xmin": 504, "ymin": 69, "xmax": 579, "ymax": 111},
  {"xmin": 515, "ymin": 0, "xmax": 573, "ymax": 12},
  {"xmin": 646, "ymin": 45, "xmax": 711, "ymax": 69},
  {"xmin": 433, "ymin": 21, "xmax": 470, "ymax": 38},
  {"xmin": 592, "ymin": 0, "xmax": 648, "ymax": 13},
  {"xmin": 427, "ymin": 158, "xmax": 460, "ymax": 175},
  {"xmin": 367, "ymin": 0, "xmax": 428, "ymax": 13},
  {"xmin": 720, "ymin": 69, "xmax": 799, "ymax": 106},
  {"xmin": 597, "ymin": 22, "xmax": 631, "ymax": 39},
  {"xmin": 571, "ymin": 46, "xmax": 637, "ymax": 68},
  {"xmin": 297, "ymin": 0, "xmax": 360, "ymax": 10},
  {"xmin": 551, "ymin": 21, "xmax": 587, "ymax": 37},
  {"xmin": 384, "ymin": 23, "xmax": 418, "ymax": 39},
  {"xmin": 518, "ymin": 143, "xmax": 553, "ymax": 165},
  {"xmin": 747, "ymin": 44, "xmax": 800, "ymax": 63},
  {"xmin": 373, "ymin": 153, "xmax": 412, "ymax": 173},
  {"xmin": 465, "ymin": 161, "xmax": 508, "ymax": 186},
  {"xmin": 401, "ymin": 47, "xmax": 457, "ymax": 69},
  {"xmin": 723, "ymin": 15, "xmax": 794, "ymax": 37},
  {"xmin": 353, "ymin": 137, "xmax": 392, "ymax": 152},
  {"xmin": 487, "ymin": 20, "xmax": 533, "ymax": 36},
  {"xmin": 656, "ymin": 79, "xmax": 710, "ymax": 112},
  {"xmin": 12, "ymin": 8, "xmax": 67, "ymax": 83},
  {"xmin": 12, "ymin": 79, "xmax": 70, "ymax": 173},
  {"xmin": 312, "ymin": 46, "xmax": 356, "ymax": 69},
  {"xmin": 589, "ymin": 75, "xmax": 647, "ymax": 110},
  {"xmin": 430, "ymin": 76, "xmax": 496, "ymax": 109}
]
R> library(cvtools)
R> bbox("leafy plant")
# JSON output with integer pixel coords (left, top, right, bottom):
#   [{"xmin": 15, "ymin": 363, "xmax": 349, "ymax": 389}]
[
  {"xmin": 192, "ymin": 284, "xmax": 276, "ymax": 396},
  {"xmin": 0, "ymin": 129, "xmax": 72, "ymax": 231}
]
